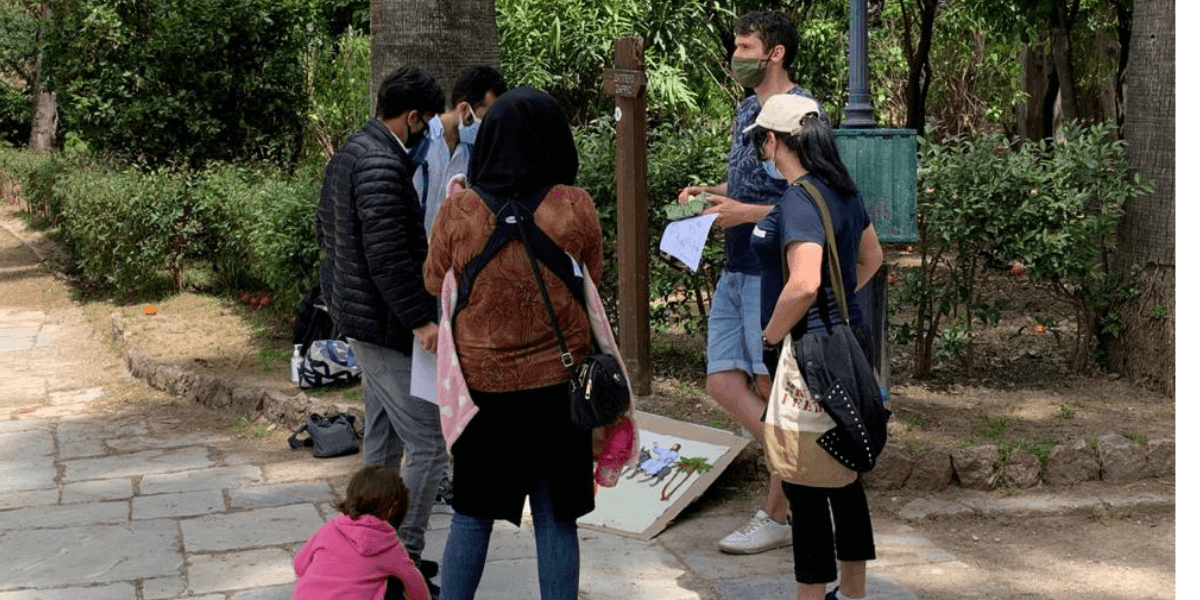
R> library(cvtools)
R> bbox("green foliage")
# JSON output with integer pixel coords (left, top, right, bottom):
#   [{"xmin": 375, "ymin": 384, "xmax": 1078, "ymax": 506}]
[
  {"xmin": 574, "ymin": 114, "xmax": 727, "ymax": 335},
  {"xmin": 0, "ymin": 4, "xmax": 36, "ymax": 81},
  {"xmin": 1121, "ymin": 431, "xmax": 1146, "ymax": 446},
  {"xmin": 976, "ymin": 414, "xmax": 1013, "ymax": 442},
  {"xmin": 0, "ymin": 78, "xmax": 30, "ymax": 147},
  {"xmin": 925, "ymin": 2, "xmax": 1029, "ymax": 134},
  {"xmin": 496, "ymin": 0, "xmax": 738, "ymax": 123},
  {"xmin": 20, "ymin": 152, "xmax": 67, "ymax": 226},
  {"xmin": 785, "ymin": 2, "xmax": 849, "ymax": 124},
  {"xmin": 676, "ymin": 456, "xmax": 713, "ymax": 474},
  {"xmin": 990, "ymin": 436, "xmax": 1058, "ymax": 488},
  {"xmin": 242, "ymin": 165, "xmax": 323, "ymax": 312},
  {"xmin": 892, "ymin": 122, "xmax": 1153, "ymax": 377},
  {"xmin": 44, "ymin": 0, "xmax": 316, "ymax": 166},
  {"xmin": 1058, "ymin": 404, "xmax": 1075, "ymax": 420},
  {"xmin": 0, "ymin": 147, "xmax": 321, "ymax": 309},
  {"xmin": 257, "ymin": 345, "xmax": 288, "ymax": 372},
  {"xmin": 301, "ymin": 26, "xmax": 371, "ymax": 163},
  {"xmin": 228, "ymin": 414, "xmax": 270, "ymax": 437},
  {"xmin": 1149, "ymin": 304, "xmax": 1169, "ymax": 320}
]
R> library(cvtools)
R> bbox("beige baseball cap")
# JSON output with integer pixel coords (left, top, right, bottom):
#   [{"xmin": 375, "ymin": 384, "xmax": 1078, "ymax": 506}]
[{"xmin": 743, "ymin": 94, "xmax": 821, "ymax": 135}]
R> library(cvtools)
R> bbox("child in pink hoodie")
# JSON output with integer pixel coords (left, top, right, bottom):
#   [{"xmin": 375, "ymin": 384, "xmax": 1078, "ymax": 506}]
[{"xmin": 293, "ymin": 466, "xmax": 430, "ymax": 600}]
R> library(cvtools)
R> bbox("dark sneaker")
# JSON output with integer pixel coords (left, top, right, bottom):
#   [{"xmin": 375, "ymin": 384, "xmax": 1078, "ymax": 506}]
[
  {"xmin": 435, "ymin": 476, "xmax": 454, "ymax": 505},
  {"xmin": 418, "ymin": 560, "xmax": 440, "ymax": 600},
  {"xmin": 418, "ymin": 559, "xmax": 438, "ymax": 579}
]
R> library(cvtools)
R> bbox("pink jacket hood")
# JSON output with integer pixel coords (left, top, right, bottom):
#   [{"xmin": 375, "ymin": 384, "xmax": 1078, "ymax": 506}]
[{"xmin": 330, "ymin": 514, "xmax": 401, "ymax": 556}]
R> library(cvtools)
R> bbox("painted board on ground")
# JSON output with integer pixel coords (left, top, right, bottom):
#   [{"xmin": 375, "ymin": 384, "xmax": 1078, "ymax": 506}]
[{"xmin": 578, "ymin": 411, "xmax": 750, "ymax": 540}]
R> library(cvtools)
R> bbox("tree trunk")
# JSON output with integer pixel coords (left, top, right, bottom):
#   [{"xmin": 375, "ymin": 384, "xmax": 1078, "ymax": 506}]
[
  {"xmin": 901, "ymin": 0, "xmax": 937, "ymax": 134},
  {"xmin": 1017, "ymin": 40, "xmax": 1055, "ymax": 141},
  {"xmin": 1105, "ymin": 0, "xmax": 1174, "ymax": 397},
  {"xmin": 28, "ymin": 3, "xmax": 56, "ymax": 153},
  {"xmin": 1112, "ymin": 0, "xmax": 1133, "ymax": 130},
  {"xmin": 370, "ymin": 0, "xmax": 499, "ymax": 115},
  {"xmin": 1094, "ymin": 3, "xmax": 1122, "ymax": 128},
  {"xmin": 1049, "ymin": 0, "xmax": 1079, "ymax": 125}
]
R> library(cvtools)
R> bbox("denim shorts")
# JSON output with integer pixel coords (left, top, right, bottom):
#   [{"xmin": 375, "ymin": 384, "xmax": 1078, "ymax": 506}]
[{"xmin": 706, "ymin": 269, "xmax": 768, "ymax": 377}]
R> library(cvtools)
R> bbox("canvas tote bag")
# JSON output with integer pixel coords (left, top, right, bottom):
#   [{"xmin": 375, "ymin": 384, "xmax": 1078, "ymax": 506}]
[{"xmin": 764, "ymin": 332, "xmax": 857, "ymax": 488}]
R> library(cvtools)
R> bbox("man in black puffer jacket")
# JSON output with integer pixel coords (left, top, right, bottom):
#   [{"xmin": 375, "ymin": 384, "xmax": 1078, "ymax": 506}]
[{"xmin": 316, "ymin": 66, "xmax": 447, "ymax": 595}]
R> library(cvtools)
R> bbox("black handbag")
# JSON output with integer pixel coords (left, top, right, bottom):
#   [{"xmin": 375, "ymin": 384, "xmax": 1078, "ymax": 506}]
[
  {"xmin": 287, "ymin": 413, "xmax": 361, "ymax": 458},
  {"xmin": 511, "ymin": 201, "xmax": 631, "ymax": 430},
  {"xmin": 779, "ymin": 179, "xmax": 890, "ymax": 472}
]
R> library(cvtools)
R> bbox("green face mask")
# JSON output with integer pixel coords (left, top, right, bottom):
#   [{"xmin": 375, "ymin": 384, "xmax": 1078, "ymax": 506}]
[{"xmin": 730, "ymin": 56, "xmax": 768, "ymax": 88}]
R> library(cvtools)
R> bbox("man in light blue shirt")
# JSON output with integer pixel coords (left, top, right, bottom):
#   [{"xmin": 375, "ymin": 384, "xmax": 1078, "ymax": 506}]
[{"xmin": 414, "ymin": 66, "xmax": 507, "ymax": 237}]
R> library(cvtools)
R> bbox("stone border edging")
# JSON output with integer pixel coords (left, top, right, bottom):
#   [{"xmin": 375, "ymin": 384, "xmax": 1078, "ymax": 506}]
[
  {"xmin": 109, "ymin": 313, "xmax": 363, "ymax": 431},
  {"xmin": 864, "ymin": 435, "xmax": 1174, "ymax": 492}
]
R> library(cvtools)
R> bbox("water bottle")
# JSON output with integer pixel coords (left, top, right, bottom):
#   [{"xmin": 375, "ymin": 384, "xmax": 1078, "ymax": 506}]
[{"xmin": 290, "ymin": 344, "xmax": 303, "ymax": 384}]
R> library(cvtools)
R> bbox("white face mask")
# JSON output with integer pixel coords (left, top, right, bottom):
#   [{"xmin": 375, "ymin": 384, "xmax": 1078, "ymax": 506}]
[{"xmin": 458, "ymin": 104, "xmax": 480, "ymax": 145}]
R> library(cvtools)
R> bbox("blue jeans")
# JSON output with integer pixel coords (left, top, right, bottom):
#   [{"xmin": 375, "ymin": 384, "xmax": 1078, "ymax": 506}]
[
  {"xmin": 440, "ymin": 479, "xmax": 580, "ymax": 600},
  {"xmin": 351, "ymin": 340, "xmax": 450, "ymax": 563},
  {"xmin": 707, "ymin": 269, "xmax": 768, "ymax": 377}
]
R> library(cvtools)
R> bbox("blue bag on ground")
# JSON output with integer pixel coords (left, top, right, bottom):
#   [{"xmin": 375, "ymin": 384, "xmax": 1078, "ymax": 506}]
[{"xmin": 299, "ymin": 340, "xmax": 362, "ymax": 389}]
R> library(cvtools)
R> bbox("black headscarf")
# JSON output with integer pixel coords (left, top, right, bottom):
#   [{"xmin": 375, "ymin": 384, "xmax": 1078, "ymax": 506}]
[{"xmin": 468, "ymin": 86, "xmax": 579, "ymax": 199}]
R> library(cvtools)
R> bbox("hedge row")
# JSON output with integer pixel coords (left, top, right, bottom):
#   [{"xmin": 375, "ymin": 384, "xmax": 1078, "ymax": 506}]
[{"xmin": 0, "ymin": 148, "xmax": 321, "ymax": 312}]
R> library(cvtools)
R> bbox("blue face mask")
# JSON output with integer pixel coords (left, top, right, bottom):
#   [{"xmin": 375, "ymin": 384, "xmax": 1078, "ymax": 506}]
[
  {"xmin": 458, "ymin": 105, "xmax": 480, "ymax": 146},
  {"xmin": 762, "ymin": 160, "xmax": 786, "ymax": 180}
]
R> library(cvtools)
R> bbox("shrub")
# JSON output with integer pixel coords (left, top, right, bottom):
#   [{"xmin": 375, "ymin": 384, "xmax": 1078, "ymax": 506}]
[
  {"xmin": 45, "ymin": 0, "xmax": 315, "ymax": 167},
  {"xmin": 4, "ymin": 152, "xmax": 320, "ymax": 306},
  {"xmin": 243, "ymin": 166, "xmax": 323, "ymax": 312},
  {"xmin": 892, "ymin": 122, "xmax": 1153, "ymax": 377}
]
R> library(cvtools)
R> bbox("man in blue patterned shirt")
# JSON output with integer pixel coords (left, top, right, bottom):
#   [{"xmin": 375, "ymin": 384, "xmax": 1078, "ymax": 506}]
[{"xmin": 676, "ymin": 10, "xmax": 827, "ymax": 555}]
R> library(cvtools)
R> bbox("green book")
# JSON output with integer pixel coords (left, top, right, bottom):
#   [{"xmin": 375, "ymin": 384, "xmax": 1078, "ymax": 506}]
[{"xmin": 664, "ymin": 193, "xmax": 711, "ymax": 221}]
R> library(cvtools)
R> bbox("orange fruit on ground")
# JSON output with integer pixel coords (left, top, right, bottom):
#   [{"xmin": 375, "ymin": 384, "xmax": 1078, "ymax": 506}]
[
  {"xmin": 1010, "ymin": 262, "xmax": 1026, "ymax": 277},
  {"xmin": 143, "ymin": 305, "xmax": 157, "ymax": 315}
]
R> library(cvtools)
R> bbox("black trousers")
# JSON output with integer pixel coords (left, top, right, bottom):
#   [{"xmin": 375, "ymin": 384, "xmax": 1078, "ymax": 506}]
[{"xmin": 782, "ymin": 479, "xmax": 876, "ymax": 584}]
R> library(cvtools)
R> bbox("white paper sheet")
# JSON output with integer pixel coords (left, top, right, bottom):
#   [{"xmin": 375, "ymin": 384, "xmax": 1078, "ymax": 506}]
[
  {"xmin": 658, "ymin": 213, "xmax": 718, "ymax": 272},
  {"xmin": 410, "ymin": 339, "xmax": 438, "ymax": 404}
]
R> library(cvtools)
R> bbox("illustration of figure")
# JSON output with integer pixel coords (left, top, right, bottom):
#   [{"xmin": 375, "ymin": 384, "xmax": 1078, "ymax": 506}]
[
  {"xmin": 623, "ymin": 445, "xmax": 653, "ymax": 479},
  {"xmin": 637, "ymin": 443, "xmax": 681, "ymax": 486}
]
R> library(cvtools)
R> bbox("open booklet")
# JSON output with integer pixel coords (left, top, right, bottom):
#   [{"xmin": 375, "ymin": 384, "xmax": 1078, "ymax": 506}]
[{"xmin": 659, "ymin": 212, "xmax": 718, "ymax": 272}]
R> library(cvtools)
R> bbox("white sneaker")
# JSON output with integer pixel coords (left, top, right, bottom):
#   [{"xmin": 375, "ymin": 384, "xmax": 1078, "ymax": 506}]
[{"xmin": 717, "ymin": 509, "xmax": 792, "ymax": 554}]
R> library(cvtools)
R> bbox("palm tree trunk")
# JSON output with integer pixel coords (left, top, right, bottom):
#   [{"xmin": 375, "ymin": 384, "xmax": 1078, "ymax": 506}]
[
  {"xmin": 1105, "ymin": 0, "xmax": 1174, "ymax": 397},
  {"xmin": 370, "ymin": 0, "xmax": 499, "ymax": 114},
  {"xmin": 662, "ymin": 471, "xmax": 693, "ymax": 501}
]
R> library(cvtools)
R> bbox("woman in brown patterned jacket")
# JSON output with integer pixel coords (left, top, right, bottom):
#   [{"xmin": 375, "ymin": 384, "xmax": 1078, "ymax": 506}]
[{"xmin": 423, "ymin": 86, "xmax": 601, "ymax": 600}]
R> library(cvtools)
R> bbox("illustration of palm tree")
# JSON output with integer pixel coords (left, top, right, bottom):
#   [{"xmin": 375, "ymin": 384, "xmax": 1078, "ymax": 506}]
[{"xmin": 660, "ymin": 456, "xmax": 713, "ymax": 501}]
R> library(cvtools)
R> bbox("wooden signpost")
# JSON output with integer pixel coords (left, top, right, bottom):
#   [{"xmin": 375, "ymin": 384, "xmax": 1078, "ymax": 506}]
[{"xmin": 601, "ymin": 38, "xmax": 651, "ymax": 396}]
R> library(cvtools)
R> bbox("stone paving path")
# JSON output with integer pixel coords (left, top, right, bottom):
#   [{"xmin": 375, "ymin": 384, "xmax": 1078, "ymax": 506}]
[{"xmin": 0, "ymin": 213, "xmax": 978, "ymax": 599}]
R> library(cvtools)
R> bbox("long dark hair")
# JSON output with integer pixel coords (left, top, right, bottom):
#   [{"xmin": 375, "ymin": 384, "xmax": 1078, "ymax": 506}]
[{"xmin": 751, "ymin": 113, "xmax": 858, "ymax": 197}]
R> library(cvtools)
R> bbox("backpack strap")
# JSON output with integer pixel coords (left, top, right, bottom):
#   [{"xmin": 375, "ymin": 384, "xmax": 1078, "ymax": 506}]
[{"xmin": 453, "ymin": 186, "xmax": 585, "ymax": 321}]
